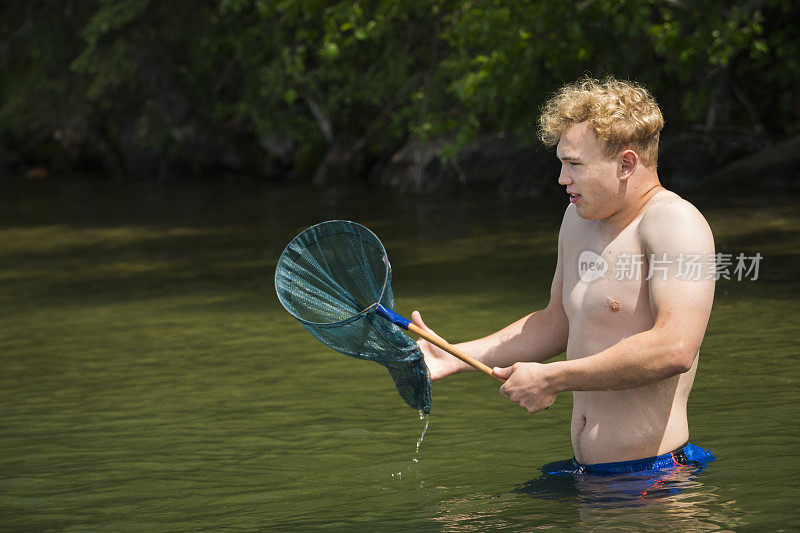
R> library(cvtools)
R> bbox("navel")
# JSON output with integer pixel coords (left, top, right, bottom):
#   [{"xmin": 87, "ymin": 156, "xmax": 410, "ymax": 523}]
[{"xmin": 606, "ymin": 297, "xmax": 621, "ymax": 312}]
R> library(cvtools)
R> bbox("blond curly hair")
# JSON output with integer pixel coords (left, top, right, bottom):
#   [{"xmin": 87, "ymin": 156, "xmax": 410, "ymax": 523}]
[{"xmin": 538, "ymin": 76, "xmax": 664, "ymax": 168}]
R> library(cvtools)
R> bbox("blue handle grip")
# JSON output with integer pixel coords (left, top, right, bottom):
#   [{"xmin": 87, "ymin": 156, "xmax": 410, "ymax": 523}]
[{"xmin": 375, "ymin": 304, "xmax": 411, "ymax": 329}]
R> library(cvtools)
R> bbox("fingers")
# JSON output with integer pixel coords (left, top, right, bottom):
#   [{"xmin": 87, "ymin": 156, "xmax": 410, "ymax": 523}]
[
  {"xmin": 410, "ymin": 310, "xmax": 430, "ymax": 332},
  {"xmin": 496, "ymin": 365, "xmax": 513, "ymax": 398},
  {"xmin": 413, "ymin": 311, "xmax": 438, "ymax": 358},
  {"xmin": 411, "ymin": 310, "xmax": 445, "ymax": 343},
  {"xmin": 496, "ymin": 364, "xmax": 522, "ymax": 401},
  {"xmin": 492, "ymin": 365, "xmax": 515, "ymax": 380}
]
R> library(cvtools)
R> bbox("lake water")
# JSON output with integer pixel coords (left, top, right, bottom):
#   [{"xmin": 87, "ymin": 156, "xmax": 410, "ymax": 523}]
[{"xmin": 1, "ymin": 178, "xmax": 798, "ymax": 531}]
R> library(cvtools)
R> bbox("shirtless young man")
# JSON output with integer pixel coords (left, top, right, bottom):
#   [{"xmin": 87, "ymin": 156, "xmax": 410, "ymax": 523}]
[{"xmin": 412, "ymin": 77, "xmax": 716, "ymax": 472}]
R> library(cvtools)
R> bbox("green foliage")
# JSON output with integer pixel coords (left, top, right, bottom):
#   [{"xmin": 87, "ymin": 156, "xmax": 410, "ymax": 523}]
[
  {"xmin": 0, "ymin": 0, "xmax": 797, "ymax": 178},
  {"xmin": 0, "ymin": 2, "xmax": 95, "ymax": 146},
  {"xmin": 436, "ymin": 0, "xmax": 798, "ymax": 141}
]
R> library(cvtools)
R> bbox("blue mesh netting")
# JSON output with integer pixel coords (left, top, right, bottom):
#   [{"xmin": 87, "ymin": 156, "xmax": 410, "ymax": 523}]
[{"xmin": 275, "ymin": 220, "xmax": 432, "ymax": 413}]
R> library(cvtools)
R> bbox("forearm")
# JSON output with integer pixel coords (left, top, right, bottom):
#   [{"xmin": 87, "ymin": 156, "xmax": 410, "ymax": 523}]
[
  {"xmin": 454, "ymin": 307, "xmax": 568, "ymax": 372},
  {"xmin": 547, "ymin": 327, "xmax": 695, "ymax": 392}
]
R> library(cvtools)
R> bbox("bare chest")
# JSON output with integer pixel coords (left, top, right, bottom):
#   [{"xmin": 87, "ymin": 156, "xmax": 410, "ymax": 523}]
[{"xmin": 562, "ymin": 225, "xmax": 653, "ymax": 330}]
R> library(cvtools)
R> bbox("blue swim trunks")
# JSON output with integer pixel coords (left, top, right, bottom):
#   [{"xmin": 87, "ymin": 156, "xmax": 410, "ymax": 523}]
[
  {"xmin": 542, "ymin": 442, "xmax": 715, "ymax": 476},
  {"xmin": 513, "ymin": 443, "xmax": 716, "ymax": 502}
]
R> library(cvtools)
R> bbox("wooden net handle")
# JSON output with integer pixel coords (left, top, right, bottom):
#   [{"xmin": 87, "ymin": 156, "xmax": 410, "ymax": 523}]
[{"xmin": 407, "ymin": 323, "xmax": 505, "ymax": 384}]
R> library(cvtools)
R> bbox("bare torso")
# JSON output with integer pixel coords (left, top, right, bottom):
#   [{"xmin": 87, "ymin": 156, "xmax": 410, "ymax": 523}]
[{"xmin": 560, "ymin": 190, "xmax": 697, "ymax": 464}]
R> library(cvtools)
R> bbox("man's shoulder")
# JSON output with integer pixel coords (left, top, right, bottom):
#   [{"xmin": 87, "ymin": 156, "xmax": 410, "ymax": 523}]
[
  {"xmin": 639, "ymin": 190, "xmax": 714, "ymax": 251},
  {"xmin": 557, "ymin": 204, "xmax": 587, "ymax": 242},
  {"xmin": 560, "ymin": 203, "xmax": 584, "ymax": 227},
  {"xmin": 640, "ymin": 190, "xmax": 708, "ymax": 229}
]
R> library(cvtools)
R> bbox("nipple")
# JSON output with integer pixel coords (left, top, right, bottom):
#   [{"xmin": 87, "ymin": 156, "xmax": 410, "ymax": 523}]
[{"xmin": 606, "ymin": 297, "xmax": 621, "ymax": 312}]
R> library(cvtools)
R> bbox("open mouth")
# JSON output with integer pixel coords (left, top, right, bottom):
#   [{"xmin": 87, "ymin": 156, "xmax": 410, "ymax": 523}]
[{"xmin": 569, "ymin": 193, "xmax": 582, "ymax": 203}]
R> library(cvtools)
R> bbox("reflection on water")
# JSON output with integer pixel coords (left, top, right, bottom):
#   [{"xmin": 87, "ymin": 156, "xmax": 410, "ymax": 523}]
[
  {"xmin": 433, "ymin": 465, "xmax": 745, "ymax": 531},
  {"xmin": 562, "ymin": 467, "xmax": 744, "ymax": 530}
]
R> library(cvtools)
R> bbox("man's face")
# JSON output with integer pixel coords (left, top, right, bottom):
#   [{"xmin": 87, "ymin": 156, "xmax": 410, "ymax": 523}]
[{"xmin": 556, "ymin": 122, "xmax": 622, "ymax": 220}]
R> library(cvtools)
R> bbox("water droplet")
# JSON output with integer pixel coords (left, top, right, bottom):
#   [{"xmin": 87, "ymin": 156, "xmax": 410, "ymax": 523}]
[{"xmin": 415, "ymin": 413, "xmax": 430, "ymax": 457}]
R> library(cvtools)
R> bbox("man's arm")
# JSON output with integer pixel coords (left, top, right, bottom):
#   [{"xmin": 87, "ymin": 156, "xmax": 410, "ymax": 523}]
[
  {"xmin": 496, "ymin": 199, "xmax": 715, "ymax": 412},
  {"xmin": 413, "ymin": 211, "xmax": 570, "ymax": 381}
]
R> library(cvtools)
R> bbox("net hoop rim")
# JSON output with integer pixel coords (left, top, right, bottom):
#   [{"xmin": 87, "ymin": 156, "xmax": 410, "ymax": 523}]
[{"xmin": 274, "ymin": 219, "xmax": 391, "ymax": 328}]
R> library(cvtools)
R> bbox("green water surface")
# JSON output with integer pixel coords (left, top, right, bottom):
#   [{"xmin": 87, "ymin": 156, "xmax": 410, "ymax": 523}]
[{"xmin": 1, "ymin": 179, "xmax": 798, "ymax": 531}]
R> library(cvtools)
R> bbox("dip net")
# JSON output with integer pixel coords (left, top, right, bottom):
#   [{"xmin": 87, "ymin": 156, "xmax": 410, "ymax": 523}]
[{"xmin": 275, "ymin": 220, "xmax": 432, "ymax": 413}]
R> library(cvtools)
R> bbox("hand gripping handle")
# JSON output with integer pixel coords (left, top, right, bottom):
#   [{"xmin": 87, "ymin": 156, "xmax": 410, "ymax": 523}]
[{"xmin": 375, "ymin": 305, "xmax": 504, "ymax": 383}]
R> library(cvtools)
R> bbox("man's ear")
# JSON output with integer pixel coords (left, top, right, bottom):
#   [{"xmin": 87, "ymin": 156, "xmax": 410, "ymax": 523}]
[{"xmin": 619, "ymin": 150, "xmax": 638, "ymax": 181}]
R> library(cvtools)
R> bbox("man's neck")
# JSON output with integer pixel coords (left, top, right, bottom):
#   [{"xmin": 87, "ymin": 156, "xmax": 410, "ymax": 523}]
[{"xmin": 600, "ymin": 177, "xmax": 664, "ymax": 235}]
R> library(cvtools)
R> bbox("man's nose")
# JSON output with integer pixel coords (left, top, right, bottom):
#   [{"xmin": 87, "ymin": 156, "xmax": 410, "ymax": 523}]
[{"xmin": 558, "ymin": 165, "xmax": 571, "ymax": 185}]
